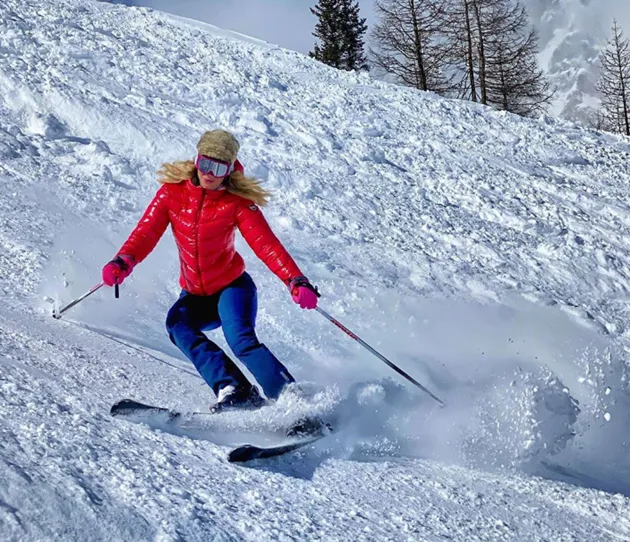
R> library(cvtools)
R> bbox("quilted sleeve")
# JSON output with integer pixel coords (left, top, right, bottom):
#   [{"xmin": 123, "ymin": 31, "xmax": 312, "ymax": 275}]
[
  {"xmin": 236, "ymin": 201, "xmax": 303, "ymax": 284},
  {"xmin": 116, "ymin": 185, "xmax": 171, "ymax": 264}
]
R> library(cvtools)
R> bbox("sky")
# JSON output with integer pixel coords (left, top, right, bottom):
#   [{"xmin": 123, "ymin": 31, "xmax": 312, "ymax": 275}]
[
  {"xmin": 111, "ymin": 0, "xmax": 630, "ymax": 56},
  {"xmin": 113, "ymin": 0, "xmax": 376, "ymax": 54}
]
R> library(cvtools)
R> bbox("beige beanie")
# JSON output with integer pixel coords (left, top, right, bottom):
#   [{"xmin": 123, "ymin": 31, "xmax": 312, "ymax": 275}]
[{"xmin": 196, "ymin": 129, "xmax": 240, "ymax": 163}]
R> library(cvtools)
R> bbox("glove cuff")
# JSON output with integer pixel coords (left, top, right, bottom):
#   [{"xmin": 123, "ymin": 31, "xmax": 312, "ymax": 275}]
[
  {"xmin": 288, "ymin": 276, "xmax": 321, "ymax": 298},
  {"xmin": 111, "ymin": 254, "xmax": 135, "ymax": 271}
]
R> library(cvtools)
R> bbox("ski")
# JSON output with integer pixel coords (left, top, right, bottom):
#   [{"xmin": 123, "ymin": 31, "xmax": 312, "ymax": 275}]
[
  {"xmin": 110, "ymin": 399, "xmax": 191, "ymax": 421},
  {"xmin": 110, "ymin": 396, "xmax": 266, "ymax": 419},
  {"xmin": 228, "ymin": 434, "xmax": 328, "ymax": 463},
  {"xmin": 111, "ymin": 399, "xmax": 333, "ymax": 462},
  {"xmin": 228, "ymin": 417, "xmax": 333, "ymax": 463}
]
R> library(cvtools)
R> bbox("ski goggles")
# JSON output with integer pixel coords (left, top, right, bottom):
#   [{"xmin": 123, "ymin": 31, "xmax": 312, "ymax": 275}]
[{"xmin": 195, "ymin": 155, "xmax": 234, "ymax": 177}]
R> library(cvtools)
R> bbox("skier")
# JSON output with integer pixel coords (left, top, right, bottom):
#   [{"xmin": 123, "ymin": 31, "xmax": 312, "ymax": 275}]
[{"xmin": 101, "ymin": 129, "xmax": 320, "ymax": 412}]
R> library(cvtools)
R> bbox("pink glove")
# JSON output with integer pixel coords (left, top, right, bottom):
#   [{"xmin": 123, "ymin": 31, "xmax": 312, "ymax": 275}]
[
  {"xmin": 102, "ymin": 255, "xmax": 135, "ymax": 286},
  {"xmin": 289, "ymin": 276, "xmax": 320, "ymax": 309}
]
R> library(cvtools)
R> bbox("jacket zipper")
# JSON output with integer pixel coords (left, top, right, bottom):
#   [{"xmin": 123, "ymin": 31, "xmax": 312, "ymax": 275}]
[{"xmin": 195, "ymin": 190, "xmax": 206, "ymax": 295}]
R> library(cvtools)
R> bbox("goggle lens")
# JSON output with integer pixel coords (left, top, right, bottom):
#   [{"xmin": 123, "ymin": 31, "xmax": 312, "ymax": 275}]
[{"xmin": 195, "ymin": 155, "xmax": 232, "ymax": 177}]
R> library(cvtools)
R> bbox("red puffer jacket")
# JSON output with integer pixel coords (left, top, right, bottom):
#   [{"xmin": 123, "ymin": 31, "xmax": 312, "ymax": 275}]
[{"xmin": 116, "ymin": 179, "xmax": 303, "ymax": 296}]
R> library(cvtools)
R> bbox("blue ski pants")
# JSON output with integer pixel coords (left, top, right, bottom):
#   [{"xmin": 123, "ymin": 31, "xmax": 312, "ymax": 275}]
[{"xmin": 165, "ymin": 272, "xmax": 294, "ymax": 399}]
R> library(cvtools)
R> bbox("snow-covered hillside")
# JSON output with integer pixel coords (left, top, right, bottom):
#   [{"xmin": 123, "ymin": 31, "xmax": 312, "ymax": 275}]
[
  {"xmin": 2, "ymin": 0, "xmax": 630, "ymax": 540},
  {"xmin": 106, "ymin": 0, "xmax": 619, "ymax": 127}
]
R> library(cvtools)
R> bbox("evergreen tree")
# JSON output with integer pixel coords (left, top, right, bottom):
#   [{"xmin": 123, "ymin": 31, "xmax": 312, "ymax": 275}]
[
  {"xmin": 595, "ymin": 20, "xmax": 630, "ymax": 135},
  {"xmin": 310, "ymin": 0, "xmax": 368, "ymax": 71},
  {"xmin": 341, "ymin": 0, "xmax": 369, "ymax": 71}
]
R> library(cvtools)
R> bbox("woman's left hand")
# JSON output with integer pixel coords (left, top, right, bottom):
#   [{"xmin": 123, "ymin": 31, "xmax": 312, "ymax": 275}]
[{"xmin": 289, "ymin": 276, "xmax": 320, "ymax": 309}]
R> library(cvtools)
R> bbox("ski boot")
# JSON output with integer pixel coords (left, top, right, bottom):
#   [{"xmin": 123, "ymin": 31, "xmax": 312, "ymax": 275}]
[
  {"xmin": 210, "ymin": 385, "xmax": 266, "ymax": 413},
  {"xmin": 286, "ymin": 416, "xmax": 332, "ymax": 438}
]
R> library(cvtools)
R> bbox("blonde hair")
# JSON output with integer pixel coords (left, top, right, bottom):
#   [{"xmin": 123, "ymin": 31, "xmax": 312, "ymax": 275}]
[{"xmin": 157, "ymin": 159, "xmax": 271, "ymax": 206}]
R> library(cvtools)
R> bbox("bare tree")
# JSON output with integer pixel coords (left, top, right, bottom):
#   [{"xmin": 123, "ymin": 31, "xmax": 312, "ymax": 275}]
[
  {"xmin": 445, "ymin": 0, "xmax": 551, "ymax": 116},
  {"xmin": 472, "ymin": 0, "xmax": 488, "ymax": 104},
  {"xmin": 595, "ymin": 20, "xmax": 630, "ymax": 135},
  {"xmin": 443, "ymin": 0, "xmax": 492, "ymax": 102},
  {"xmin": 483, "ymin": 2, "xmax": 552, "ymax": 116},
  {"xmin": 369, "ymin": 0, "xmax": 550, "ymax": 116},
  {"xmin": 463, "ymin": 0, "xmax": 478, "ymax": 101},
  {"xmin": 370, "ymin": 0, "xmax": 452, "ymax": 92}
]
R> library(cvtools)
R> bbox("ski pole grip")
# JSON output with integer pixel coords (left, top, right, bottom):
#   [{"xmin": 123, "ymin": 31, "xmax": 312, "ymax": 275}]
[{"xmin": 114, "ymin": 284, "xmax": 119, "ymax": 299}]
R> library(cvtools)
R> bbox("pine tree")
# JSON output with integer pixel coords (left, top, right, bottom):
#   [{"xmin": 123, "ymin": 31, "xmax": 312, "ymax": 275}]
[
  {"xmin": 310, "ymin": 0, "xmax": 368, "ymax": 71},
  {"xmin": 340, "ymin": 0, "xmax": 369, "ymax": 71},
  {"xmin": 310, "ymin": 0, "xmax": 342, "ymax": 68},
  {"xmin": 595, "ymin": 20, "xmax": 630, "ymax": 135}
]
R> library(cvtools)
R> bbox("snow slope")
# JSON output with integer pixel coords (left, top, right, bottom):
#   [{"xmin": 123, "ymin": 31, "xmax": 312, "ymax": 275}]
[
  {"xmin": 2, "ymin": 0, "xmax": 630, "ymax": 540},
  {"xmin": 107, "ymin": 0, "xmax": 616, "ymax": 127}
]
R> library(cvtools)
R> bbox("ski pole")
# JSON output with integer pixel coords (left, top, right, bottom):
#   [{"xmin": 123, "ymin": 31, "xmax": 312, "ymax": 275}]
[
  {"xmin": 315, "ymin": 306, "xmax": 445, "ymax": 407},
  {"xmin": 52, "ymin": 282, "xmax": 104, "ymax": 319}
]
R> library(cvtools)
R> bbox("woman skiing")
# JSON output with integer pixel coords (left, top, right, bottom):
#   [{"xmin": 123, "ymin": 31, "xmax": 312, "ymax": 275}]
[{"xmin": 102, "ymin": 129, "xmax": 319, "ymax": 411}]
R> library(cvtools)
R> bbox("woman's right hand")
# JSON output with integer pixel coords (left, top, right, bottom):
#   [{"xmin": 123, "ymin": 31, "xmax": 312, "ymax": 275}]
[
  {"xmin": 102, "ymin": 255, "xmax": 135, "ymax": 286},
  {"xmin": 289, "ymin": 276, "xmax": 320, "ymax": 309}
]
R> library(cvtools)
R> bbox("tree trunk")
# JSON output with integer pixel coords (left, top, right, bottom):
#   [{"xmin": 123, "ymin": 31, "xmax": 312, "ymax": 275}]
[
  {"xmin": 463, "ymin": 0, "xmax": 477, "ymax": 101},
  {"xmin": 410, "ymin": 0, "xmax": 428, "ymax": 90},
  {"xmin": 471, "ymin": 0, "xmax": 487, "ymax": 104}
]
